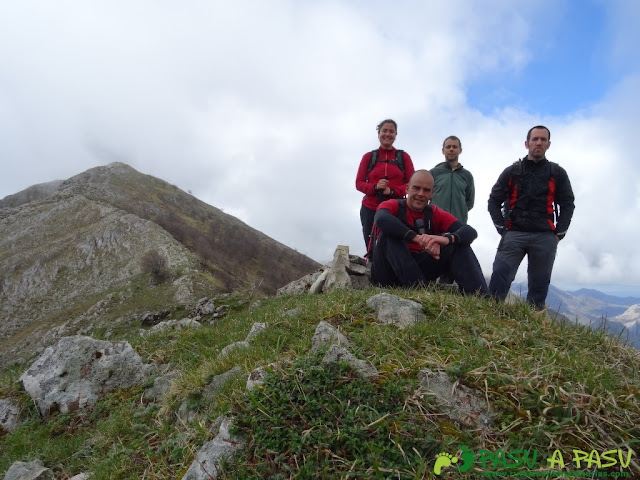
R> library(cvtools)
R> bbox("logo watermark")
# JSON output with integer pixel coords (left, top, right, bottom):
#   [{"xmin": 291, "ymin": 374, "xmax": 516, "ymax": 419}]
[{"xmin": 432, "ymin": 446, "xmax": 634, "ymax": 477}]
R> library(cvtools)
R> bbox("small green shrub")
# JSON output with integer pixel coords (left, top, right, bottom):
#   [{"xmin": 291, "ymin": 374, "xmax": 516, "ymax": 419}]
[{"xmin": 225, "ymin": 355, "xmax": 440, "ymax": 479}]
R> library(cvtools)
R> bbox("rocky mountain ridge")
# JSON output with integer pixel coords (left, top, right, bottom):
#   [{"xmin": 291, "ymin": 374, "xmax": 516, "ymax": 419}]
[{"xmin": 0, "ymin": 162, "xmax": 319, "ymax": 368}]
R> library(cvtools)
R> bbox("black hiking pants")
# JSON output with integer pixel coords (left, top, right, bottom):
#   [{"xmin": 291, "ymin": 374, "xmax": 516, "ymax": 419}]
[
  {"xmin": 371, "ymin": 234, "xmax": 488, "ymax": 296},
  {"xmin": 489, "ymin": 230, "xmax": 558, "ymax": 310}
]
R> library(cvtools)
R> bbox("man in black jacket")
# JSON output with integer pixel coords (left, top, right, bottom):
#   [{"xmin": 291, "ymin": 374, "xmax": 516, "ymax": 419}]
[{"xmin": 488, "ymin": 126, "xmax": 575, "ymax": 310}]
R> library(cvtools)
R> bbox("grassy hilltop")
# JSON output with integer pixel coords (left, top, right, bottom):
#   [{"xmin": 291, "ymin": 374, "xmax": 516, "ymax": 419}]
[{"xmin": 1, "ymin": 285, "xmax": 639, "ymax": 479}]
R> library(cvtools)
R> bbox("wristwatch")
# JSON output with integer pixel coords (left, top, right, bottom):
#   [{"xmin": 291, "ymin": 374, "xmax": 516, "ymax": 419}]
[{"xmin": 443, "ymin": 232, "xmax": 454, "ymax": 245}]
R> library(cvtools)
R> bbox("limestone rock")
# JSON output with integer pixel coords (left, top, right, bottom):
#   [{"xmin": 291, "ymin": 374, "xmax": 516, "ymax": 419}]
[
  {"xmin": 246, "ymin": 363, "xmax": 280, "ymax": 391},
  {"xmin": 283, "ymin": 308, "xmax": 303, "ymax": 318},
  {"xmin": 2, "ymin": 459, "xmax": 52, "ymax": 480},
  {"xmin": 140, "ymin": 318, "xmax": 201, "ymax": 336},
  {"xmin": 311, "ymin": 321, "xmax": 350, "ymax": 352},
  {"xmin": 366, "ymin": 293, "xmax": 426, "ymax": 329},
  {"xmin": 202, "ymin": 366, "xmax": 243, "ymax": 400},
  {"xmin": 322, "ymin": 345, "xmax": 378, "ymax": 379},
  {"xmin": 144, "ymin": 370, "xmax": 181, "ymax": 402},
  {"xmin": 245, "ymin": 322, "xmax": 267, "ymax": 342},
  {"xmin": 194, "ymin": 297, "xmax": 216, "ymax": 315},
  {"xmin": 308, "ymin": 269, "xmax": 329, "ymax": 294},
  {"xmin": 19, "ymin": 335, "xmax": 156, "ymax": 415},
  {"xmin": 417, "ymin": 369, "xmax": 492, "ymax": 428},
  {"xmin": 218, "ymin": 341, "xmax": 250, "ymax": 359},
  {"xmin": 182, "ymin": 416, "xmax": 244, "ymax": 480},
  {"xmin": 0, "ymin": 398, "xmax": 20, "ymax": 433},
  {"xmin": 276, "ymin": 271, "xmax": 322, "ymax": 296},
  {"xmin": 323, "ymin": 245, "xmax": 352, "ymax": 292}
]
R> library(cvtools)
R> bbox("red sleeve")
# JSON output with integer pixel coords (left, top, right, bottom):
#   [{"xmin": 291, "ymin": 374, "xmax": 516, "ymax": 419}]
[
  {"xmin": 377, "ymin": 199, "xmax": 399, "ymax": 215},
  {"xmin": 430, "ymin": 205, "xmax": 457, "ymax": 234},
  {"xmin": 355, "ymin": 151, "xmax": 376, "ymax": 196}
]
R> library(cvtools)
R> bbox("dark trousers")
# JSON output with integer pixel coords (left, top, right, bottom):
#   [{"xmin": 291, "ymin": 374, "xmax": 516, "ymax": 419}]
[
  {"xmin": 371, "ymin": 234, "xmax": 488, "ymax": 296},
  {"xmin": 360, "ymin": 205, "xmax": 377, "ymax": 254},
  {"xmin": 489, "ymin": 231, "xmax": 558, "ymax": 310}
]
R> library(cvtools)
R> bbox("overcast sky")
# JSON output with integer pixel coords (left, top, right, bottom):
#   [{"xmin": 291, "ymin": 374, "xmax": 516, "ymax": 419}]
[{"xmin": 1, "ymin": 1, "xmax": 639, "ymax": 296}]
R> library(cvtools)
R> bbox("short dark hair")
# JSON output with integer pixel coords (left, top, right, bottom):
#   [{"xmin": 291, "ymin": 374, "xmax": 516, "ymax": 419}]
[
  {"xmin": 442, "ymin": 135, "xmax": 462, "ymax": 148},
  {"xmin": 527, "ymin": 125, "xmax": 551, "ymax": 141},
  {"xmin": 377, "ymin": 119, "xmax": 398, "ymax": 133}
]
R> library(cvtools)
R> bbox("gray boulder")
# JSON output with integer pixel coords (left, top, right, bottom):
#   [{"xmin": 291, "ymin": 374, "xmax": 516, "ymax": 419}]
[
  {"xmin": 0, "ymin": 398, "xmax": 20, "ymax": 433},
  {"xmin": 194, "ymin": 297, "xmax": 216, "ymax": 315},
  {"xmin": 2, "ymin": 459, "xmax": 52, "ymax": 480},
  {"xmin": 417, "ymin": 368, "xmax": 492, "ymax": 428},
  {"xmin": 245, "ymin": 322, "xmax": 267, "ymax": 341},
  {"xmin": 277, "ymin": 246, "xmax": 371, "ymax": 296},
  {"xmin": 366, "ymin": 293, "xmax": 426, "ymax": 329},
  {"xmin": 140, "ymin": 318, "xmax": 201, "ymax": 336},
  {"xmin": 276, "ymin": 271, "xmax": 323, "ymax": 296},
  {"xmin": 19, "ymin": 335, "xmax": 156, "ymax": 415},
  {"xmin": 202, "ymin": 366, "xmax": 243, "ymax": 400},
  {"xmin": 322, "ymin": 345, "xmax": 378, "ymax": 379},
  {"xmin": 246, "ymin": 362, "xmax": 281, "ymax": 391},
  {"xmin": 182, "ymin": 416, "xmax": 244, "ymax": 480},
  {"xmin": 311, "ymin": 321, "xmax": 350, "ymax": 352},
  {"xmin": 218, "ymin": 341, "xmax": 250, "ymax": 359},
  {"xmin": 144, "ymin": 370, "xmax": 181, "ymax": 402}
]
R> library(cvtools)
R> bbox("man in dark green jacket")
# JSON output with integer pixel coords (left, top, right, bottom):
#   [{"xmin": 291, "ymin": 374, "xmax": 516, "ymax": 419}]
[{"xmin": 430, "ymin": 136, "xmax": 475, "ymax": 224}]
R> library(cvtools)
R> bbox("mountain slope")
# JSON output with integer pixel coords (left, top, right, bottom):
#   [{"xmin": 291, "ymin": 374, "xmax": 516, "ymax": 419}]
[
  {"xmin": 0, "ymin": 162, "xmax": 319, "ymax": 367},
  {"xmin": 1, "ymin": 287, "xmax": 639, "ymax": 479}
]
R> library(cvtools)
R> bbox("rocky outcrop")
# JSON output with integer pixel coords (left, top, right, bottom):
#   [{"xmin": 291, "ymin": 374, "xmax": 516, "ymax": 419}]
[
  {"xmin": 19, "ymin": 335, "xmax": 156, "ymax": 415},
  {"xmin": 0, "ymin": 193, "xmax": 197, "ymax": 369},
  {"xmin": 0, "ymin": 162, "xmax": 320, "ymax": 369}
]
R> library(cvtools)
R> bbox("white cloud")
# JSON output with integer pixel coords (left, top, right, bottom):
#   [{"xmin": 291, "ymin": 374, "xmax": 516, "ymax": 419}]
[{"xmin": 0, "ymin": 0, "xmax": 638, "ymax": 292}]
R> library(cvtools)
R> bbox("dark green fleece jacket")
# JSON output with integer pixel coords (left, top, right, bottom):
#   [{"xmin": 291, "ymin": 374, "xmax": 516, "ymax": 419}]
[{"xmin": 429, "ymin": 162, "xmax": 475, "ymax": 224}]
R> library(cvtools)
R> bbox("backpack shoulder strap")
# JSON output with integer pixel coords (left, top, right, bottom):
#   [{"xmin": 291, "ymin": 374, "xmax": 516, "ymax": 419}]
[
  {"xmin": 511, "ymin": 159, "xmax": 523, "ymax": 176},
  {"xmin": 398, "ymin": 199, "xmax": 433, "ymax": 234},
  {"xmin": 394, "ymin": 150, "xmax": 405, "ymax": 174},
  {"xmin": 365, "ymin": 150, "xmax": 379, "ymax": 182}
]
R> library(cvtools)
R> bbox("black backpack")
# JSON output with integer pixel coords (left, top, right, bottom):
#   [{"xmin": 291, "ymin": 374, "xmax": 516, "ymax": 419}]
[
  {"xmin": 365, "ymin": 149, "xmax": 405, "ymax": 182},
  {"xmin": 367, "ymin": 199, "xmax": 433, "ymax": 258}
]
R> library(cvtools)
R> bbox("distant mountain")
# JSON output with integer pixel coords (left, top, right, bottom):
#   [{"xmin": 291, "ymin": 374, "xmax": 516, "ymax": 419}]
[
  {"xmin": 512, "ymin": 282, "xmax": 640, "ymax": 348},
  {"xmin": 615, "ymin": 304, "xmax": 640, "ymax": 327},
  {"xmin": 569, "ymin": 288, "xmax": 640, "ymax": 306},
  {"xmin": 0, "ymin": 162, "xmax": 320, "ymax": 367}
]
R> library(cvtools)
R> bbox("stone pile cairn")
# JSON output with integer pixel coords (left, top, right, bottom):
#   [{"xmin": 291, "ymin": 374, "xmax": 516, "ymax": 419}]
[{"xmin": 277, "ymin": 245, "xmax": 370, "ymax": 296}]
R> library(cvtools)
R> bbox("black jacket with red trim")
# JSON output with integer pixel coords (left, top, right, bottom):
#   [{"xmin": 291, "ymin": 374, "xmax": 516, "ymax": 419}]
[{"xmin": 488, "ymin": 156, "xmax": 575, "ymax": 238}]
